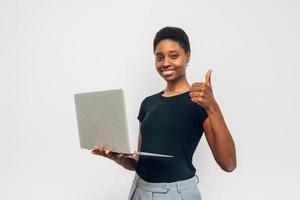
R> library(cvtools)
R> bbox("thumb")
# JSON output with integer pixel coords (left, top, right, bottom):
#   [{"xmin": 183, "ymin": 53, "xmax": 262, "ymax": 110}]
[{"xmin": 205, "ymin": 69, "xmax": 212, "ymax": 86}]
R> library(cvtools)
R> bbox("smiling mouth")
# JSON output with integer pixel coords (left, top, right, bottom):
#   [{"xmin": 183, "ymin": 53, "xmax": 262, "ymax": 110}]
[
  {"xmin": 161, "ymin": 69, "xmax": 175, "ymax": 76},
  {"xmin": 160, "ymin": 68, "xmax": 175, "ymax": 72}
]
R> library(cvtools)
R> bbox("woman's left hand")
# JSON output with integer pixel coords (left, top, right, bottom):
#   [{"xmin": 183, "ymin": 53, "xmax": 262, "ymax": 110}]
[{"xmin": 189, "ymin": 69, "xmax": 217, "ymax": 111}]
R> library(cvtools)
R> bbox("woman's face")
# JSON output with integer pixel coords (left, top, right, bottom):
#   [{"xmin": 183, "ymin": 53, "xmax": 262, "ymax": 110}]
[{"xmin": 154, "ymin": 39, "xmax": 190, "ymax": 82}]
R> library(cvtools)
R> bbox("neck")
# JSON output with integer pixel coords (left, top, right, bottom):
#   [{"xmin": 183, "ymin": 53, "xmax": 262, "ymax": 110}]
[{"xmin": 165, "ymin": 74, "xmax": 190, "ymax": 93}]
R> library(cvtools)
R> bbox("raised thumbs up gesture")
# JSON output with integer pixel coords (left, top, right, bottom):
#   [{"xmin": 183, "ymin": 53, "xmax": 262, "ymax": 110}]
[{"xmin": 189, "ymin": 69, "xmax": 217, "ymax": 111}]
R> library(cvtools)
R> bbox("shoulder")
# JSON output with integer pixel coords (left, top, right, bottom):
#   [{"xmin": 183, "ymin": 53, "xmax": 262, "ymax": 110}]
[{"xmin": 140, "ymin": 91, "xmax": 162, "ymax": 104}]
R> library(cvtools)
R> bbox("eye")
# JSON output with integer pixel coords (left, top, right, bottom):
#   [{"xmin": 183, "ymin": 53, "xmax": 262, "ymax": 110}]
[
  {"xmin": 156, "ymin": 55, "xmax": 163, "ymax": 61},
  {"xmin": 170, "ymin": 54, "xmax": 178, "ymax": 59}
]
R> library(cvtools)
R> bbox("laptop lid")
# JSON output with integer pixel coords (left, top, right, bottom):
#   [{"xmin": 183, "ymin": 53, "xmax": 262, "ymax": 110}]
[{"xmin": 74, "ymin": 89, "xmax": 132, "ymax": 154}]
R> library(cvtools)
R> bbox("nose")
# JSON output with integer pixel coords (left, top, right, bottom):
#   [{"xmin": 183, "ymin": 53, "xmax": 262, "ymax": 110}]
[{"xmin": 161, "ymin": 57, "xmax": 171, "ymax": 67}]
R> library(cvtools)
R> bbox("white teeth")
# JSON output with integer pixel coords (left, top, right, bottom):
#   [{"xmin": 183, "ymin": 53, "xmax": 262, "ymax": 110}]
[
  {"xmin": 162, "ymin": 69, "xmax": 175, "ymax": 76},
  {"xmin": 161, "ymin": 69, "xmax": 174, "ymax": 72}
]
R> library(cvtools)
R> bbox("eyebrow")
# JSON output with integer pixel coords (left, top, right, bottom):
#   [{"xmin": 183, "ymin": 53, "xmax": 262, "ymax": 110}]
[{"xmin": 155, "ymin": 50, "xmax": 179, "ymax": 55}]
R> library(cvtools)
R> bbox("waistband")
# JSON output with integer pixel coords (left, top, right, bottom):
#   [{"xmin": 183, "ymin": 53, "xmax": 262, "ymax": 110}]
[{"xmin": 133, "ymin": 173, "xmax": 199, "ymax": 193}]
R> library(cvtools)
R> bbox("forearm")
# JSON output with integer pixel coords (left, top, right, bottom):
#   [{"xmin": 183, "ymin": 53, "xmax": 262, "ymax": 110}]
[
  {"xmin": 207, "ymin": 102, "xmax": 237, "ymax": 172},
  {"xmin": 118, "ymin": 156, "xmax": 139, "ymax": 171}
]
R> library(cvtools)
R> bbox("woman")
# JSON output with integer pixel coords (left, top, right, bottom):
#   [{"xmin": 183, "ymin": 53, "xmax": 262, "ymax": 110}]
[{"xmin": 92, "ymin": 26, "xmax": 237, "ymax": 200}]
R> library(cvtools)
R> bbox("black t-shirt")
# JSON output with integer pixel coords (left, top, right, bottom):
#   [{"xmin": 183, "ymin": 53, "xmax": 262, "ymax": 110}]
[{"xmin": 136, "ymin": 90, "xmax": 208, "ymax": 183}]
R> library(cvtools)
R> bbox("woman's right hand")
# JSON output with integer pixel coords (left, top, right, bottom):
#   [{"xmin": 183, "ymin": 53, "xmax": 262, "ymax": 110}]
[{"xmin": 91, "ymin": 145, "xmax": 138, "ymax": 170}]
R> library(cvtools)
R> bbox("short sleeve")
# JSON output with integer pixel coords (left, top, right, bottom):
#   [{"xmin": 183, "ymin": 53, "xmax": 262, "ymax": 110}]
[
  {"xmin": 197, "ymin": 105, "xmax": 208, "ymax": 123},
  {"xmin": 137, "ymin": 99, "xmax": 146, "ymax": 122}
]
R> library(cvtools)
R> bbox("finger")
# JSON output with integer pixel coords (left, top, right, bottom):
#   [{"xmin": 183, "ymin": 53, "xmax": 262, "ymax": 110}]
[
  {"xmin": 205, "ymin": 69, "xmax": 212, "ymax": 87},
  {"xmin": 91, "ymin": 147, "xmax": 100, "ymax": 153},
  {"xmin": 93, "ymin": 149, "xmax": 108, "ymax": 158},
  {"xmin": 105, "ymin": 150, "xmax": 110, "ymax": 155},
  {"xmin": 94, "ymin": 148, "xmax": 106, "ymax": 156},
  {"xmin": 91, "ymin": 149, "xmax": 97, "ymax": 154},
  {"xmin": 105, "ymin": 150, "xmax": 113, "ymax": 159},
  {"xmin": 191, "ymin": 82, "xmax": 200, "ymax": 88},
  {"xmin": 93, "ymin": 145, "xmax": 102, "ymax": 154},
  {"xmin": 92, "ymin": 149, "xmax": 106, "ymax": 157},
  {"xmin": 191, "ymin": 95, "xmax": 203, "ymax": 101},
  {"xmin": 189, "ymin": 92, "xmax": 202, "ymax": 98},
  {"xmin": 99, "ymin": 144, "xmax": 104, "ymax": 151},
  {"xmin": 191, "ymin": 97, "xmax": 203, "ymax": 104},
  {"xmin": 191, "ymin": 82, "xmax": 205, "ymax": 88},
  {"xmin": 190, "ymin": 83, "xmax": 205, "ymax": 92}
]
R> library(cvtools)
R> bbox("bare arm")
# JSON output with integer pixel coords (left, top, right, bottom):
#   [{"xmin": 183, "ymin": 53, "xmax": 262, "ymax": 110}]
[
  {"xmin": 203, "ymin": 103, "xmax": 237, "ymax": 172},
  {"xmin": 190, "ymin": 69, "xmax": 237, "ymax": 172}
]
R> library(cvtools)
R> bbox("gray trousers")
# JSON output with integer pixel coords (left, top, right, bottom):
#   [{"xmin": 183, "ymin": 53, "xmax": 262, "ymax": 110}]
[{"xmin": 128, "ymin": 173, "xmax": 202, "ymax": 200}]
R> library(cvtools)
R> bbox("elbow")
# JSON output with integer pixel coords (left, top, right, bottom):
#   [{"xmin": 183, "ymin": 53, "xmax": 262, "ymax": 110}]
[
  {"xmin": 220, "ymin": 159, "xmax": 237, "ymax": 173},
  {"xmin": 223, "ymin": 164, "xmax": 236, "ymax": 172}
]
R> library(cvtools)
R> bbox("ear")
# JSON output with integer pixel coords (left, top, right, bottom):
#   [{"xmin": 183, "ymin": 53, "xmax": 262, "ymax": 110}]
[{"xmin": 186, "ymin": 52, "xmax": 191, "ymax": 64}]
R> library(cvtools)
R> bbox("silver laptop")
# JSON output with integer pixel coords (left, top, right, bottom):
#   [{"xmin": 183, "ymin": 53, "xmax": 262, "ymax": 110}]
[{"xmin": 74, "ymin": 89, "xmax": 173, "ymax": 158}]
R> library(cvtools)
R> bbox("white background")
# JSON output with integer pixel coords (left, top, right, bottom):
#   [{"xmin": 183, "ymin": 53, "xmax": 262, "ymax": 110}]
[{"xmin": 1, "ymin": 0, "xmax": 299, "ymax": 199}]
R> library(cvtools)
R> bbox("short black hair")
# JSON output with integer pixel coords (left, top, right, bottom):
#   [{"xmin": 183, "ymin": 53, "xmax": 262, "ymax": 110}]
[{"xmin": 153, "ymin": 26, "xmax": 191, "ymax": 54}]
